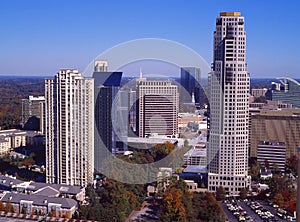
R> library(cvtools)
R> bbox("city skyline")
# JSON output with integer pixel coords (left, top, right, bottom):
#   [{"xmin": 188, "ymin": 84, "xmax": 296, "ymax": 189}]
[{"xmin": 0, "ymin": 1, "xmax": 299, "ymax": 78}]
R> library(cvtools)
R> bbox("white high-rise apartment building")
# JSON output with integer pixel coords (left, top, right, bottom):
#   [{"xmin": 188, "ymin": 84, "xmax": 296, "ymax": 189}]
[
  {"xmin": 207, "ymin": 12, "xmax": 250, "ymax": 195},
  {"xmin": 45, "ymin": 69, "xmax": 94, "ymax": 187},
  {"xmin": 137, "ymin": 79, "xmax": 179, "ymax": 138}
]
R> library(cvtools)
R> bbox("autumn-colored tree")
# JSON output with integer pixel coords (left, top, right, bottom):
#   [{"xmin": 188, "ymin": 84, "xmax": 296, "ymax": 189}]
[
  {"xmin": 159, "ymin": 187, "xmax": 186, "ymax": 222},
  {"xmin": 274, "ymin": 193, "xmax": 284, "ymax": 206},
  {"xmin": 151, "ymin": 142, "xmax": 175, "ymax": 161},
  {"xmin": 65, "ymin": 211, "xmax": 71, "ymax": 219},
  {"xmin": 0, "ymin": 201, "xmax": 4, "ymax": 211},
  {"xmin": 5, "ymin": 200, "xmax": 12, "ymax": 213},
  {"xmin": 283, "ymin": 189, "xmax": 291, "ymax": 202},
  {"xmin": 22, "ymin": 158, "xmax": 35, "ymax": 168},
  {"xmin": 288, "ymin": 200, "xmax": 296, "ymax": 214},
  {"xmin": 287, "ymin": 154, "xmax": 298, "ymax": 174}
]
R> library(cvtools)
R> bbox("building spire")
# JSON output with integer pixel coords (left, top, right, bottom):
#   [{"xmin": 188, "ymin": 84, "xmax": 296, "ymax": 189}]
[{"xmin": 139, "ymin": 66, "xmax": 143, "ymax": 78}]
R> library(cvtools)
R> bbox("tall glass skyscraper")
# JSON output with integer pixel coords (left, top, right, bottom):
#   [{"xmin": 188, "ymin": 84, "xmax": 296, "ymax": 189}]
[
  {"xmin": 93, "ymin": 61, "xmax": 123, "ymax": 165},
  {"xmin": 207, "ymin": 12, "xmax": 250, "ymax": 195},
  {"xmin": 180, "ymin": 67, "xmax": 201, "ymax": 106}
]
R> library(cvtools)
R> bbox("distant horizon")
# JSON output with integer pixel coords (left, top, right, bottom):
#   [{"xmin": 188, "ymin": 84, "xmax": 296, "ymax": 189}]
[{"xmin": 0, "ymin": 74, "xmax": 299, "ymax": 82}]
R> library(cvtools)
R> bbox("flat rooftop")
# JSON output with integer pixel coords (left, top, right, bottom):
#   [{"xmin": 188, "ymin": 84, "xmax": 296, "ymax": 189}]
[{"xmin": 220, "ymin": 12, "xmax": 241, "ymax": 16}]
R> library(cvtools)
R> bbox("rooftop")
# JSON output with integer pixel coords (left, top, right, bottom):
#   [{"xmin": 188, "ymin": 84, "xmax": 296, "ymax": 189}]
[
  {"xmin": 183, "ymin": 165, "xmax": 207, "ymax": 174},
  {"xmin": 26, "ymin": 181, "xmax": 83, "ymax": 195},
  {"xmin": 220, "ymin": 12, "xmax": 241, "ymax": 17},
  {"xmin": 1, "ymin": 192, "xmax": 77, "ymax": 209},
  {"xmin": 184, "ymin": 147, "xmax": 206, "ymax": 157}
]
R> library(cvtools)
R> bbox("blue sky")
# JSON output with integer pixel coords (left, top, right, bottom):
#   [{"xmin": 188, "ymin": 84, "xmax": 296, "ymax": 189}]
[{"xmin": 0, "ymin": 0, "xmax": 299, "ymax": 78}]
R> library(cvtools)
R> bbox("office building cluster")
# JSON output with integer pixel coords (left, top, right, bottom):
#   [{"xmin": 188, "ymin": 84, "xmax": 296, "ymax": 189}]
[{"xmin": 35, "ymin": 12, "xmax": 299, "ymax": 198}]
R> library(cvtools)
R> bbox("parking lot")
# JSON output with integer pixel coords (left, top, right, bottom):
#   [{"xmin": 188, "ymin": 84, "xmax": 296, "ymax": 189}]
[{"xmin": 222, "ymin": 199, "xmax": 295, "ymax": 222}]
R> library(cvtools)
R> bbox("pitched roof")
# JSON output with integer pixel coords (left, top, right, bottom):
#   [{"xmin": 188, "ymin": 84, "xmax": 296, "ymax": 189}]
[
  {"xmin": 27, "ymin": 182, "xmax": 83, "ymax": 195},
  {"xmin": 33, "ymin": 186, "xmax": 60, "ymax": 197},
  {"xmin": 0, "ymin": 192, "xmax": 77, "ymax": 209},
  {"xmin": 0, "ymin": 174, "xmax": 23, "ymax": 188}
]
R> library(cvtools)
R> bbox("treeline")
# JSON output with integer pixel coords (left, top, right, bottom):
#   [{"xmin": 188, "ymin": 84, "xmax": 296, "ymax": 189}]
[
  {"xmin": 79, "ymin": 179, "xmax": 146, "ymax": 221},
  {"xmin": 79, "ymin": 143, "xmax": 226, "ymax": 221},
  {"xmin": 158, "ymin": 178, "xmax": 226, "ymax": 222},
  {"xmin": 0, "ymin": 77, "xmax": 45, "ymax": 129}
]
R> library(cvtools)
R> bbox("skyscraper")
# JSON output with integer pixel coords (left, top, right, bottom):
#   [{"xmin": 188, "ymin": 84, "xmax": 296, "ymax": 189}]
[
  {"xmin": 21, "ymin": 96, "xmax": 45, "ymax": 132},
  {"xmin": 180, "ymin": 67, "xmax": 201, "ymax": 106},
  {"xmin": 93, "ymin": 61, "xmax": 123, "ymax": 163},
  {"xmin": 207, "ymin": 12, "xmax": 250, "ymax": 195},
  {"xmin": 136, "ymin": 78, "xmax": 179, "ymax": 138},
  {"xmin": 45, "ymin": 69, "xmax": 94, "ymax": 187}
]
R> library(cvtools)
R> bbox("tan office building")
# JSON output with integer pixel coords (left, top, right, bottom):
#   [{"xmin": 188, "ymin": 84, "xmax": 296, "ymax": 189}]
[{"xmin": 250, "ymin": 109, "xmax": 300, "ymax": 160}]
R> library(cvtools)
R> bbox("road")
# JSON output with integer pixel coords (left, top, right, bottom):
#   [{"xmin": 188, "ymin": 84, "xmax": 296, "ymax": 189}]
[{"xmin": 127, "ymin": 197, "xmax": 159, "ymax": 222}]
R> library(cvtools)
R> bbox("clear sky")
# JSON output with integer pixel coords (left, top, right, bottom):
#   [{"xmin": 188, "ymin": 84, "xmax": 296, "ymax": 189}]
[{"xmin": 0, "ymin": 0, "xmax": 299, "ymax": 78}]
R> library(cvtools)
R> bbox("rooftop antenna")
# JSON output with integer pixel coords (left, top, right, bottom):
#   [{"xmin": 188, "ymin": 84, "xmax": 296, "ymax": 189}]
[{"xmin": 139, "ymin": 66, "xmax": 143, "ymax": 78}]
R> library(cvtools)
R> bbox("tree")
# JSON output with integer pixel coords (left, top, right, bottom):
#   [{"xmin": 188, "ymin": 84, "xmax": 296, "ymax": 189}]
[
  {"xmin": 0, "ymin": 201, "xmax": 4, "ymax": 211},
  {"xmin": 189, "ymin": 192, "xmax": 225, "ymax": 222},
  {"xmin": 272, "ymin": 163, "xmax": 280, "ymax": 173},
  {"xmin": 5, "ymin": 200, "xmax": 12, "ymax": 213},
  {"xmin": 65, "ymin": 211, "xmax": 71, "ymax": 219},
  {"xmin": 22, "ymin": 158, "xmax": 35, "ymax": 168},
  {"xmin": 239, "ymin": 187, "xmax": 248, "ymax": 199},
  {"xmin": 21, "ymin": 207, "xmax": 27, "ymax": 214},
  {"xmin": 216, "ymin": 186, "xmax": 226, "ymax": 201},
  {"xmin": 254, "ymin": 96, "xmax": 267, "ymax": 103},
  {"xmin": 249, "ymin": 160, "xmax": 261, "ymax": 181},
  {"xmin": 274, "ymin": 193, "xmax": 284, "ymax": 206},
  {"xmin": 288, "ymin": 200, "xmax": 296, "ymax": 214},
  {"xmin": 287, "ymin": 154, "xmax": 298, "ymax": 174},
  {"xmin": 159, "ymin": 187, "xmax": 187, "ymax": 222}
]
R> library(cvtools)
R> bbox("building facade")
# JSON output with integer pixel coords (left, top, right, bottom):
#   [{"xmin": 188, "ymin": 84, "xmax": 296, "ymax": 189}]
[
  {"xmin": 93, "ymin": 60, "xmax": 123, "ymax": 176},
  {"xmin": 22, "ymin": 96, "xmax": 45, "ymax": 132},
  {"xmin": 250, "ymin": 109, "xmax": 300, "ymax": 161},
  {"xmin": 180, "ymin": 67, "xmax": 202, "ymax": 107},
  {"xmin": 45, "ymin": 69, "xmax": 94, "ymax": 187},
  {"xmin": 136, "ymin": 79, "xmax": 179, "ymax": 138},
  {"xmin": 257, "ymin": 141, "xmax": 286, "ymax": 171},
  {"xmin": 207, "ymin": 12, "xmax": 250, "ymax": 195},
  {"xmin": 251, "ymin": 88, "xmax": 268, "ymax": 98}
]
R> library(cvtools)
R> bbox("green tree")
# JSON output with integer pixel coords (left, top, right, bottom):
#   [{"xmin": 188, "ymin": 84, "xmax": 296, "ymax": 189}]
[
  {"xmin": 249, "ymin": 160, "xmax": 261, "ymax": 181},
  {"xmin": 239, "ymin": 187, "xmax": 248, "ymax": 199},
  {"xmin": 216, "ymin": 186, "xmax": 226, "ymax": 201},
  {"xmin": 189, "ymin": 192, "xmax": 225, "ymax": 222},
  {"xmin": 21, "ymin": 207, "xmax": 27, "ymax": 214}
]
